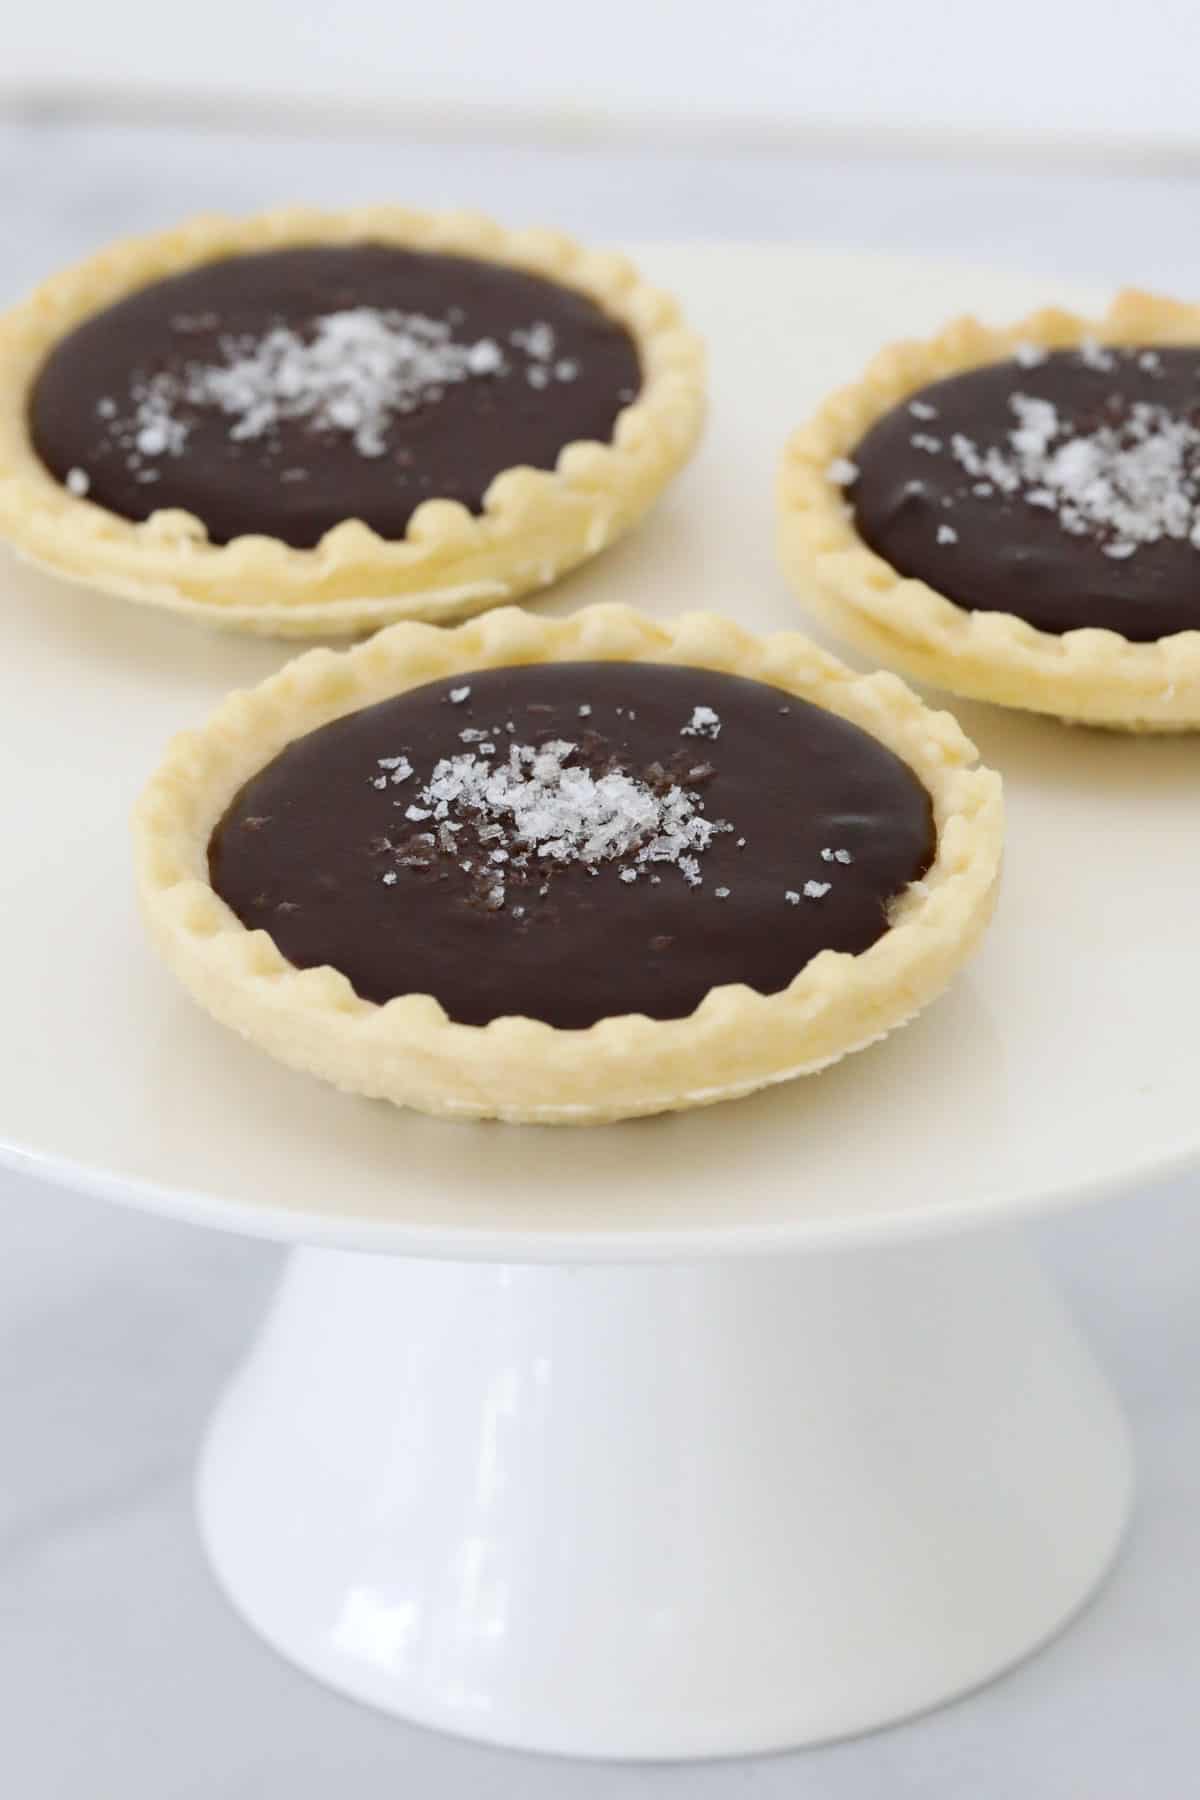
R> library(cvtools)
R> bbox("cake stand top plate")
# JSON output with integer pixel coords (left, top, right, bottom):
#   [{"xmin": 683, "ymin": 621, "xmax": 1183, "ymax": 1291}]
[{"xmin": 2, "ymin": 247, "xmax": 1195, "ymax": 1262}]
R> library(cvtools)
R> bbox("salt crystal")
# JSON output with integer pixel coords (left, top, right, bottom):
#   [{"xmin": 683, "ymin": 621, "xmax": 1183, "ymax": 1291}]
[
  {"xmin": 1079, "ymin": 338, "xmax": 1115, "ymax": 372},
  {"xmin": 803, "ymin": 880, "xmax": 832, "ymax": 899},
  {"xmin": 937, "ymin": 523, "xmax": 958, "ymax": 544},
  {"xmin": 449, "ymin": 686, "xmax": 471, "ymax": 704},
  {"xmin": 826, "ymin": 457, "xmax": 859, "ymax": 487},
  {"xmin": 65, "ymin": 466, "xmax": 90, "ymax": 497},
  {"xmin": 945, "ymin": 372, "xmax": 1200, "ymax": 559},
  {"xmin": 465, "ymin": 338, "xmax": 503, "ymax": 375},
  {"xmin": 136, "ymin": 423, "xmax": 170, "ymax": 456},
  {"xmin": 97, "ymin": 306, "xmax": 567, "ymax": 469},
  {"xmin": 512, "ymin": 322, "xmax": 555, "ymax": 362},
  {"xmin": 406, "ymin": 736, "xmax": 732, "ymax": 898},
  {"xmin": 681, "ymin": 705, "xmax": 721, "ymax": 740}
]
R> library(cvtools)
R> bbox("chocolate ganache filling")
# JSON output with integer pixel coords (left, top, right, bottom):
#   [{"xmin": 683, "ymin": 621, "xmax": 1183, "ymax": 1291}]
[
  {"xmin": 846, "ymin": 344, "xmax": 1200, "ymax": 641},
  {"xmin": 209, "ymin": 662, "xmax": 935, "ymax": 1029},
  {"xmin": 29, "ymin": 246, "xmax": 641, "ymax": 549}
]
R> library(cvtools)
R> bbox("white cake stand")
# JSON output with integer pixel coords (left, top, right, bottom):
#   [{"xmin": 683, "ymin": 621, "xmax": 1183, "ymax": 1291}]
[{"xmin": 3, "ymin": 248, "xmax": 1196, "ymax": 1760}]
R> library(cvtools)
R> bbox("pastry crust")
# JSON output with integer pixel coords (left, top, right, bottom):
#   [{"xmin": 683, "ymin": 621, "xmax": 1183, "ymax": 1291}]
[
  {"xmin": 0, "ymin": 207, "xmax": 705, "ymax": 637},
  {"xmin": 778, "ymin": 289, "xmax": 1200, "ymax": 730},
  {"xmin": 132, "ymin": 603, "xmax": 1003, "ymax": 1125}
]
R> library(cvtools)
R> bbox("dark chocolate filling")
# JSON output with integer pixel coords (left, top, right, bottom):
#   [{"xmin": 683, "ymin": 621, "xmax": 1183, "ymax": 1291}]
[
  {"xmin": 29, "ymin": 245, "xmax": 641, "ymax": 549},
  {"xmin": 849, "ymin": 344, "xmax": 1200, "ymax": 641},
  {"xmin": 208, "ymin": 662, "xmax": 935, "ymax": 1029}
]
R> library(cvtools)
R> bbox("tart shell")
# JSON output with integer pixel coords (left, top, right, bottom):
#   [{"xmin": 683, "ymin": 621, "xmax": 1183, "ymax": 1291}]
[
  {"xmin": 778, "ymin": 290, "xmax": 1200, "ymax": 730},
  {"xmin": 0, "ymin": 208, "xmax": 705, "ymax": 637},
  {"xmin": 132, "ymin": 604, "xmax": 1003, "ymax": 1125}
]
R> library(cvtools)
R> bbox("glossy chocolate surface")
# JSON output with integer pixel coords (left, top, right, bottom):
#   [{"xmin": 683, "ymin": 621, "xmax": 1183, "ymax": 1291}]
[
  {"xmin": 30, "ymin": 245, "xmax": 641, "ymax": 548},
  {"xmin": 850, "ymin": 345, "xmax": 1200, "ymax": 641},
  {"xmin": 209, "ymin": 662, "xmax": 935, "ymax": 1029}
]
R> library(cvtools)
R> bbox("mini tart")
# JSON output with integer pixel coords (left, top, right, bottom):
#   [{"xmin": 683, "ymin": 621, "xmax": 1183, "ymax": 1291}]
[
  {"xmin": 778, "ymin": 290, "xmax": 1200, "ymax": 730},
  {"xmin": 0, "ymin": 207, "xmax": 705, "ymax": 638},
  {"xmin": 132, "ymin": 604, "xmax": 1002, "ymax": 1126}
]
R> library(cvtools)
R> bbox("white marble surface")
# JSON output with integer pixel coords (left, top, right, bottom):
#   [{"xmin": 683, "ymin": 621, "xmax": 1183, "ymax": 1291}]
[
  {"xmin": 11, "ymin": 0, "xmax": 1200, "ymax": 145},
  {"xmin": 3, "ymin": 114, "xmax": 1200, "ymax": 1794},
  {"xmin": 5, "ymin": 114, "xmax": 1200, "ymax": 296}
]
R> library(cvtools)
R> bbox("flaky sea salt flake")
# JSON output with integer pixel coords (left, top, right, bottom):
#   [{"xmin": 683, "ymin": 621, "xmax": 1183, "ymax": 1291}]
[
  {"xmin": 1079, "ymin": 338, "xmax": 1115, "ymax": 372},
  {"xmin": 378, "ymin": 754, "xmax": 413, "ymax": 783},
  {"xmin": 412, "ymin": 736, "xmax": 732, "ymax": 893},
  {"xmin": 681, "ymin": 705, "xmax": 721, "ymax": 740}
]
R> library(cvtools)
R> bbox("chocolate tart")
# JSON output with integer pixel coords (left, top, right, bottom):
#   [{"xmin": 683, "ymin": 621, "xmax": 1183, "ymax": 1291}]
[
  {"xmin": 133, "ymin": 605, "xmax": 1002, "ymax": 1125},
  {"xmin": 778, "ymin": 290, "xmax": 1200, "ymax": 730},
  {"xmin": 0, "ymin": 208, "xmax": 704, "ymax": 637}
]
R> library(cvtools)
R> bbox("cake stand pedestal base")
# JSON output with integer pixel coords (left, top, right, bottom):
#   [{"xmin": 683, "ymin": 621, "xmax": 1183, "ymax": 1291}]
[{"xmin": 197, "ymin": 1227, "xmax": 1132, "ymax": 1758}]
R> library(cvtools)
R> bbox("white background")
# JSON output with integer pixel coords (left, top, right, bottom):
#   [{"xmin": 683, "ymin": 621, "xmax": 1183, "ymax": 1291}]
[
  {"xmin": 3, "ymin": 9, "xmax": 1200, "ymax": 1794},
  {"xmin": 6, "ymin": 0, "xmax": 1200, "ymax": 149}
]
